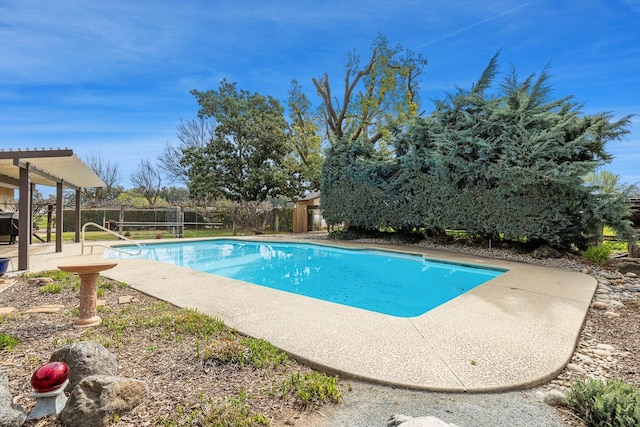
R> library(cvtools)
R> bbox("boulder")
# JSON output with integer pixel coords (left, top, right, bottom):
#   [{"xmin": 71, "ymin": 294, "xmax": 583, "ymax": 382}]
[
  {"xmin": 59, "ymin": 375, "xmax": 148, "ymax": 427},
  {"xmin": 49, "ymin": 341, "xmax": 118, "ymax": 392},
  {"xmin": 531, "ymin": 245, "xmax": 561, "ymax": 259},
  {"xmin": 0, "ymin": 371, "xmax": 27, "ymax": 427},
  {"xmin": 542, "ymin": 389, "xmax": 566, "ymax": 406},
  {"xmin": 618, "ymin": 262, "xmax": 640, "ymax": 276}
]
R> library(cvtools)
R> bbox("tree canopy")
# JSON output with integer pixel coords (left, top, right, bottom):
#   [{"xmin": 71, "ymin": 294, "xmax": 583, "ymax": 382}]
[
  {"xmin": 184, "ymin": 79, "xmax": 295, "ymax": 203},
  {"xmin": 321, "ymin": 54, "xmax": 636, "ymax": 248}
]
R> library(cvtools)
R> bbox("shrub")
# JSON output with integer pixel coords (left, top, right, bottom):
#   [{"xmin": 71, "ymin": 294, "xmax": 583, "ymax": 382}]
[
  {"xmin": 581, "ymin": 245, "xmax": 612, "ymax": 265},
  {"xmin": 564, "ymin": 378, "xmax": 640, "ymax": 426}
]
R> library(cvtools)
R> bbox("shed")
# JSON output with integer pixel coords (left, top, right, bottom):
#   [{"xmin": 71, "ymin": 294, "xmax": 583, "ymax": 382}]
[{"xmin": 293, "ymin": 192, "xmax": 323, "ymax": 233}]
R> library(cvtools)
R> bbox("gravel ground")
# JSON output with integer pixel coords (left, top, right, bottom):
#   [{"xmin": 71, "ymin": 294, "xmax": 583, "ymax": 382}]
[{"xmin": 307, "ymin": 381, "xmax": 565, "ymax": 427}]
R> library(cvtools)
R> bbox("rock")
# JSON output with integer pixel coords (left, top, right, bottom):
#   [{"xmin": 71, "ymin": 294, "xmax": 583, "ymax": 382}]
[
  {"xmin": 0, "ymin": 371, "xmax": 27, "ymax": 427},
  {"xmin": 0, "ymin": 307, "xmax": 15, "ymax": 315},
  {"xmin": 388, "ymin": 414, "xmax": 459, "ymax": 427},
  {"xmin": 49, "ymin": 341, "xmax": 118, "ymax": 393},
  {"xmin": 542, "ymin": 389, "xmax": 566, "ymax": 407},
  {"xmin": 596, "ymin": 343, "xmax": 615, "ymax": 351},
  {"xmin": 591, "ymin": 301, "xmax": 607, "ymax": 310},
  {"xmin": 618, "ymin": 262, "xmax": 640, "ymax": 276},
  {"xmin": 59, "ymin": 375, "xmax": 148, "ymax": 427},
  {"xmin": 603, "ymin": 311, "xmax": 620, "ymax": 318},
  {"xmin": 567, "ymin": 363, "xmax": 587, "ymax": 374},
  {"xmin": 625, "ymin": 272, "xmax": 638, "ymax": 278},
  {"xmin": 597, "ymin": 283, "xmax": 612, "ymax": 292},
  {"xmin": 531, "ymin": 245, "xmax": 561, "ymax": 259},
  {"xmin": 593, "ymin": 349, "xmax": 612, "ymax": 358},
  {"xmin": 27, "ymin": 277, "xmax": 54, "ymax": 285}
]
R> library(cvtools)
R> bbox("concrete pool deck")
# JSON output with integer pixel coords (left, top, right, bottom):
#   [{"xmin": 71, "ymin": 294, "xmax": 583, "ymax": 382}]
[{"xmin": 21, "ymin": 237, "xmax": 597, "ymax": 392}]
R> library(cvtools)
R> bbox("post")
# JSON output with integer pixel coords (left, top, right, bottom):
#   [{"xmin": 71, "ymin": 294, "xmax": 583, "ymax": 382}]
[
  {"xmin": 46, "ymin": 204, "xmax": 53, "ymax": 242},
  {"xmin": 55, "ymin": 181, "xmax": 63, "ymax": 253},
  {"xmin": 18, "ymin": 163, "xmax": 31, "ymax": 270},
  {"xmin": 74, "ymin": 189, "xmax": 81, "ymax": 243},
  {"xmin": 119, "ymin": 205, "xmax": 124, "ymax": 235}
]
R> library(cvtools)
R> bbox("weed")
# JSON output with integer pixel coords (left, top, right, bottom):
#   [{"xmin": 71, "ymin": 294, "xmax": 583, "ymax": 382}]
[
  {"xmin": 96, "ymin": 287, "xmax": 105, "ymax": 297},
  {"xmin": 157, "ymin": 392, "xmax": 269, "ymax": 426},
  {"xmin": 581, "ymin": 245, "xmax": 612, "ymax": 266},
  {"xmin": 203, "ymin": 336, "xmax": 246, "ymax": 366},
  {"xmin": 172, "ymin": 309, "xmax": 228, "ymax": 338},
  {"xmin": 245, "ymin": 337, "xmax": 288, "ymax": 368},
  {"xmin": 0, "ymin": 333, "xmax": 19, "ymax": 350},
  {"xmin": 564, "ymin": 377, "xmax": 640, "ymax": 426},
  {"xmin": 39, "ymin": 283, "xmax": 62, "ymax": 294},
  {"xmin": 281, "ymin": 371, "xmax": 341, "ymax": 408}
]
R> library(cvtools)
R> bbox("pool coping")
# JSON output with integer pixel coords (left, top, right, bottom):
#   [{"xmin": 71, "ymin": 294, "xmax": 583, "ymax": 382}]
[{"xmin": 26, "ymin": 237, "xmax": 597, "ymax": 392}]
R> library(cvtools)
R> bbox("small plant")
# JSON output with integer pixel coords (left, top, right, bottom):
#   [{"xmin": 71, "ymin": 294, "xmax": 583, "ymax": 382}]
[
  {"xmin": 564, "ymin": 377, "xmax": 640, "ymax": 426},
  {"xmin": 0, "ymin": 333, "xmax": 19, "ymax": 350},
  {"xmin": 203, "ymin": 336, "xmax": 246, "ymax": 366},
  {"xmin": 157, "ymin": 392, "xmax": 269, "ymax": 426},
  {"xmin": 245, "ymin": 337, "xmax": 288, "ymax": 368},
  {"xmin": 281, "ymin": 371, "xmax": 341, "ymax": 408},
  {"xmin": 581, "ymin": 245, "xmax": 612, "ymax": 266},
  {"xmin": 39, "ymin": 283, "xmax": 62, "ymax": 294}
]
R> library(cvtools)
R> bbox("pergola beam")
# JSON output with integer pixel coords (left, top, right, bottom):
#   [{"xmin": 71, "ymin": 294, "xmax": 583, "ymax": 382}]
[{"xmin": 0, "ymin": 149, "xmax": 73, "ymax": 159}]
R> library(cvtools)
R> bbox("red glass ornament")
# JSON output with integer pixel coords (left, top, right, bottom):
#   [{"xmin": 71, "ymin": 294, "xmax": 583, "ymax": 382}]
[{"xmin": 30, "ymin": 361, "xmax": 69, "ymax": 392}]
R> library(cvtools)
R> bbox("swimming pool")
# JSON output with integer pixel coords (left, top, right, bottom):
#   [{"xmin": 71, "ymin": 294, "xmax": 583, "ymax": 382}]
[{"xmin": 105, "ymin": 239, "xmax": 505, "ymax": 317}]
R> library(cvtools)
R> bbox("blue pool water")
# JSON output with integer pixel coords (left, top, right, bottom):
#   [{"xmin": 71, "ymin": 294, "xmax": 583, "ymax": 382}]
[{"xmin": 104, "ymin": 240, "xmax": 505, "ymax": 317}]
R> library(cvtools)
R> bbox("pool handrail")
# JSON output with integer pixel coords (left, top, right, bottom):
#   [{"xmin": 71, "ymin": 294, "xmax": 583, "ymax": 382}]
[{"xmin": 81, "ymin": 222, "xmax": 143, "ymax": 256}]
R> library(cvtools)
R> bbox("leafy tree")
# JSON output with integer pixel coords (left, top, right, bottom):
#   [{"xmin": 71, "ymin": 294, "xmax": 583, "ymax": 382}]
[
  {"xmin": 130, "ymin": 158, "xmax": 162, "ymax": 207},
  {"xmin": 81, "ymin": 151, "xmax": 123, "ymax": 207},
  {"xmin": 284, "ymin": 80, "xmax": 323, "ymax": 192},
  {"xmin": 159, "ymin": 186, "xmax": 191, "ymax": 204},
  {"xmin": 186, "ymin": 79, "xmax": 295, "ymax": 203},
  {"xmin": 312, "ymin": 33, "xmax": 426, "ymax": 145}
]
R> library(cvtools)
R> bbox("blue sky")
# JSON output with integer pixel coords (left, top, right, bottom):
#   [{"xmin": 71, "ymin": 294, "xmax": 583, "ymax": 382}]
[{"xmin": 1, "ymin": 0, "xmax": 639, "ymax": 191}]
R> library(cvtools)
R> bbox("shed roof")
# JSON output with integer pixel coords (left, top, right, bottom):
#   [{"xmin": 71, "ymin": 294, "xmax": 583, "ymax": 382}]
[{"xmin": 0, "ymin": 148, "xmax": 104, "ymax": 189}]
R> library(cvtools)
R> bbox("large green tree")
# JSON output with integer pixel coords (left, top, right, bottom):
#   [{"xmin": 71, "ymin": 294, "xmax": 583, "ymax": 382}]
[
  {"xmin": 312, "ymin": 33, "xmax": 427, "ymax": 146},
  {"xmin": 321, "ymin": 54, "xmax": 636, "ymax": 248},
  {"xmin": 185, "ymin": 80, "xmax": 294, "ymax": 203}
]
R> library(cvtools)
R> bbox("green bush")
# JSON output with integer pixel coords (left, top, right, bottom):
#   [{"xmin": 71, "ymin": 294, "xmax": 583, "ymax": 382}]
[
  {"xmin": 582, "ymin": 245, "xmax": 612, "ymax": 265},
  {"xmin": 564, "ymin": 378, "xmax": 640, "ymax": 426}
]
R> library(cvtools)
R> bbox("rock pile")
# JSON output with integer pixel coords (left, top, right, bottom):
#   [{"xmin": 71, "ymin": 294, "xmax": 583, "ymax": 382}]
[
  {"xmin": 0, "ymin": 341, "xmax": 148, "ymax": 427},
  {"xmin": 540, "ymin": 269, "xmax": 639, "ymax": 405}
]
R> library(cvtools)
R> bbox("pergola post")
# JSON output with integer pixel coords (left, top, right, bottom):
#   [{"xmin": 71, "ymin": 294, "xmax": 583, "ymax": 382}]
[
  {"xmin": 18, "ymin": 163, "xmax": 31, "ymax": 270},
  {"xmin": 56, "ymin": 180, "xmax": 63, "ymax": 252},
  {"xmin": 74, "ymin": 188, "xmax": 81, "ymax": 243}
]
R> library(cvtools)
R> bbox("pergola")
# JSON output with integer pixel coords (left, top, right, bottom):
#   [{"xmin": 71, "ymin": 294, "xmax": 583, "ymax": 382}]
[{"xmin": 0, "ymin": 148, "xmax": 104, "ymax": 270}]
